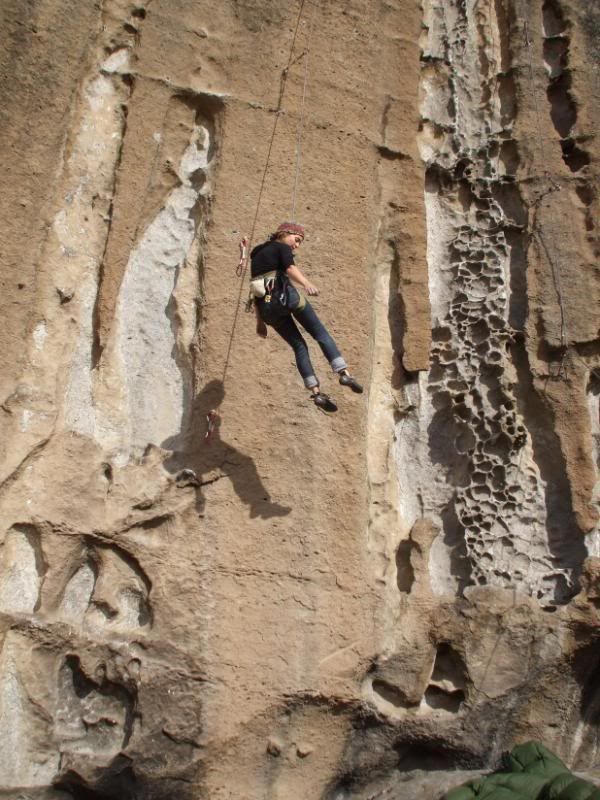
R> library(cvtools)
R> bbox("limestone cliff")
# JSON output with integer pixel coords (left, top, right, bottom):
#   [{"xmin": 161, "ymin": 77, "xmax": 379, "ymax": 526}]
[{"xmin": 0, "ymin": 1, "xmax": 598, "ymax": 798}]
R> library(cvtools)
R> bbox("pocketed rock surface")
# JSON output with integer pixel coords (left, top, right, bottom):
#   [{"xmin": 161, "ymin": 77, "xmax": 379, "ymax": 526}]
[{"xmin": 0, "ymin": 1, "xmax": 598, "ymax": 798}]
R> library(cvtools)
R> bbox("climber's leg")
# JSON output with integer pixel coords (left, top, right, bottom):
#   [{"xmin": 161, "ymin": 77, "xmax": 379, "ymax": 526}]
[
  {"xmin": 272, "ymin": 314, "xmax": 318, "ymax": 389},
  {"xmin": 272, "ymin": 314, "xmax": 337, "ymax": 412},
  {"xmin": 293, "ymin": 302, "xmax": 363, "ymax": 393},
  {"xmin": 292, "ymin": 301, "xmax": 346, "ymax": 372}
]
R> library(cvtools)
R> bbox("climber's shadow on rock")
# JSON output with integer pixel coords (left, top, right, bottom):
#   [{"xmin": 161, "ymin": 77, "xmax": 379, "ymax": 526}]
[{"xmin": 163, "ymin": 379, "xmax": 291, "ymax": 520}]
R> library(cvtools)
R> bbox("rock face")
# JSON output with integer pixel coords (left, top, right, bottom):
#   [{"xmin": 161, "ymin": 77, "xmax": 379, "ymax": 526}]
[{"xmin": 0, "ymin": 0, "xmax": 598, "ymax": 798}]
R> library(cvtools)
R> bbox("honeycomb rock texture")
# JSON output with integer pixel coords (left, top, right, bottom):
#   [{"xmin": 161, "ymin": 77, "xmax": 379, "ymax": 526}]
[{"xmin": 0, "ymin": 0, "xmax": 598, "ymax": 798}]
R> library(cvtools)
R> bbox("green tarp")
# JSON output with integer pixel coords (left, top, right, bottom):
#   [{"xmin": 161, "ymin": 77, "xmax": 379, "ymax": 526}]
[{"xmin": 445, "ymin": 742, "xmax": 600, "ymax": 800}]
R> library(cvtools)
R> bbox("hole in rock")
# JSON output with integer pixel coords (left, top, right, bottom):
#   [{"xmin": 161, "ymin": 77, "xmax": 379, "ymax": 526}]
[
  {"xmin": 455, "ymin": 426, "xmax": 477, "ymax": 454},
  {"xmin": 424, "ymin": 684, "xmax": 465, "ymax": 712},
  {"xmin": 454, "ymin": 159, "xmax": 470, "ymax": 180},
  {"xmin": 560, "ymin": 139, "xmax": 590, "ymax": 172},
  {"xmin": 395, "ymin": 540, "xmax": 415, "ymax": 594},
  {"xmin": 189, "ymin": 168, "xmax": 206, "ymax": 190},
  {"xmin": 576, "ymin": 184, "xmax": 595, "ymax": 206},
  {"xmin": 547, "ymin": 74, "xmax": 576, "ymax": 137},
  {"xmin": 432, "ymin": 326, "xmax": 452, "ymax": 343},
  {"xmin": 549, "ymin": 572, "xmax": 575, "ymax": 605},
  {"xmin": 458, "ymin": 182, "xmax": 475, "ymax": 211},
  {"xmin": 492, "ymin": 182, "xmax": 528, "ymax": 226},
  {"xmin": 59, "ymin": 655, "xmax": 136, "ymax": 757},
  {"xmin": 429, "ymin": 363, "xmax": 445, "ymax": 384},
  {"xmin": 574, "ymin": 647, "xmax": 600, "ymax": 746},
  {"xmin": 425, "ymin": 165, "xmax": 443, "ymax": 194},
  {"xmin": 543, "ymin": 37, "xmax": 568, "ymax": 78},
  {"xmin": 487, "ymin": 431, "xmax": 512, "ymax": 458},
  {"xmin": 498, "ymin": 74, "xmax": 517, "ymax": 125},
  {"xmin": 446, "ymin": 95, "xmax": 456, "ymax": 119},
  {"xmin": 439, "ymin": 347, "xmax": 458, "ymax": 364},
  {"xmin": 66, "ymin": 655, "xmax": 96, "ymax": 699},
  {"xmin": 500, "ymin": 139, "xmax": 519, "ymax": 175},
  {"xmin": 488, "ymin": 314, "xmax": 505, "ymax": 330},
  {"xmin": 491, "ymin": 472, "xmax": 506, "ymax": 492},
  {"xmin": 55, "ymin": 757, "xmax": 137, "ymax": 800},
  {"xmin": 471, "ymin": 318, "xmax": 489, "ymax": 344},
  {"xmin": 432, "ymin": 390, "xmax": 453, "ymax": 411},
  {"xmin": 431, "ymin": 642, "xmax": 467, "ymax": 689},
  {"xmin": 453, "ymin": 403, "xmax": 471, "ymax": 422},
  {"xmin": 440, "ymin": 502, "xmax": 473, "ymax": 593},
  {"xmin": 543, "ymin": 0, "xmax": 567, "ymax": 36},
  {"xmin": 372, "ymin": 678, "xmax": 415, "ymax": 709},
  {"xmin": 470, "ymin": 484, "xmax": 491, "ymax": 500},
  {"xmin": 394, "ymin": 740, "xmax": 480, "ymax": 771}
]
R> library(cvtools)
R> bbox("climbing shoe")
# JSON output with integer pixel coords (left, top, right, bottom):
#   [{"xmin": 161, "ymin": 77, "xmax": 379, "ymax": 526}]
[
  {"xmin": 312, "ymin": 392, "xmax": 337, "ymax": 413},
  {"xmin": 339, "ymin": 373, "xmax": 363, "ymax": 393}
]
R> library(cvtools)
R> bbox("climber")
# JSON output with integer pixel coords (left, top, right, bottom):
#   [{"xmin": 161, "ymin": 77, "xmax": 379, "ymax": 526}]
[{"xmin": 249, "ymin": 222, "xmax": 363, "ymax": 412}]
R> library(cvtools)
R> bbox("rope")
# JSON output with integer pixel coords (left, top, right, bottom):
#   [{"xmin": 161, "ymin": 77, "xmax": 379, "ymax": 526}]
[
  {"xmin": 522, "ymin": 16, "xmax": 568, "ymax": 356},
  {"xmin": 220, "ymin": 0, "xmax": 313, "ymax": 390},
  {"xmin": 291, "ymin": 0, "xmax": 318, "ymax": 220},
  {"xmin": 521, "ymin": 14, "xmax": 600, "ymax": 383},
  {"xmin": 244, "ymin": 0, "xmax": 309, "ymax": 256}
]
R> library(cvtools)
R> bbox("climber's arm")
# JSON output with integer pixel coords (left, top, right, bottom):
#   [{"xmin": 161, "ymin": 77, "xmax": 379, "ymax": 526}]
[{"xmin": 285, "ymin": 264, "xmax": 319, "ymax": 296}]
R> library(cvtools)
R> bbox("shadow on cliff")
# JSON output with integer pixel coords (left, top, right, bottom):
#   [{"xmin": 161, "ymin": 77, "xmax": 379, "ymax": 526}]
[{"xmin": 163, "ymin": 379, "xmax": 291, "ymax": 520}]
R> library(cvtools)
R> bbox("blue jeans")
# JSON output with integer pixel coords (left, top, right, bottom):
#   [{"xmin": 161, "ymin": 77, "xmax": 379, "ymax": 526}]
[{"xmin": 272, "ymin": 301, "xmax": 347, "ymax": 389}]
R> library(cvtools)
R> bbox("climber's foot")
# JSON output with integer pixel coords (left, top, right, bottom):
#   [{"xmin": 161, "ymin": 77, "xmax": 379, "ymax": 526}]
[
  {"xmin": 312, "ymin": 392, "xmax": 337, "ymax": 413},
  {"xmin": 339, "ymin": 373, "xmax": 363, "ymax": 393}
]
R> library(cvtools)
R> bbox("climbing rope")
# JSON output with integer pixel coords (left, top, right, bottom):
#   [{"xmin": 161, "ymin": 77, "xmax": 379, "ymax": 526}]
[
  {"xmin": 290, "ymin": 0, "xmax": 317, "ymax": 221},
  {"xmin": 218, "ymin": 0, "xmax": 316, "ymax": 394},
  {"xmin": 240, "ymin": 0, "xmax": 312, "ymax": 267},
  {"xmin": 522, "ymin": 15, "xmax": 568, "ymax": 360},
  {"xmin": 520, "ymin": 14, "xmax": 600, "ymax": 384}
]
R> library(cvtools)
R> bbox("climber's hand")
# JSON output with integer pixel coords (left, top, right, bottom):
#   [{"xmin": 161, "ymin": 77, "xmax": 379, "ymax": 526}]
[
  {"xmin": 304, "ymin": 283, "xmax": 319, "ymax": 296},
  {"xmin": 256, "ymin": 320, "xmax": 268, "ymax": 338}
]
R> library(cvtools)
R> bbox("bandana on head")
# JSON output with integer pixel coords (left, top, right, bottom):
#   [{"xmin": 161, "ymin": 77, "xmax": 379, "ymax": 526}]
[{"xmin": 275, "ymin": 222, "xmax": 305, "ymax": 239}]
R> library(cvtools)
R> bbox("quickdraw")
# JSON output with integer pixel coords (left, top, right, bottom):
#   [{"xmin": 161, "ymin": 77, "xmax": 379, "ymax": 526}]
[
  {"xmin": 205, "ymin": 409, "xmax": 220, "ymax": 444},
  {"xmin": 237, "ymin": 236, "xmax": 248, "ymax": 277},
  {"xmin": 239, "ymin": 236, "xmax": 255, "ymax": 313}
]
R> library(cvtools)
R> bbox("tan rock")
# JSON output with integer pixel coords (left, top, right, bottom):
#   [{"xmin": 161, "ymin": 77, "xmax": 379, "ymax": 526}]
[{"xmin": 0, "ymin": 0, "xmax": 598, "ymax": 797}]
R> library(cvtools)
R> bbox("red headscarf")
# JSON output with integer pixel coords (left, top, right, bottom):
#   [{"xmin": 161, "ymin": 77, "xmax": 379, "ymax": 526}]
[{"xmin": 274, "ymin": 222, "xmax": 305, "ymax": 239}]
